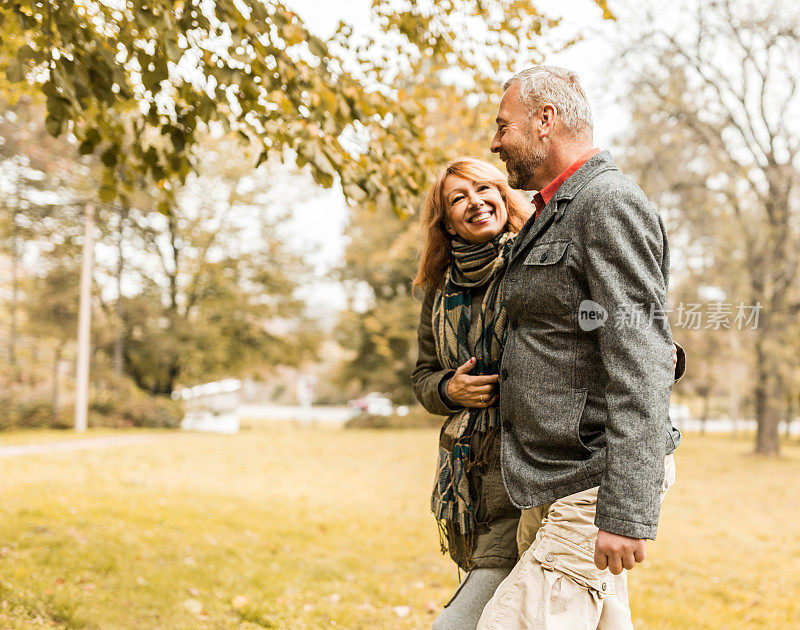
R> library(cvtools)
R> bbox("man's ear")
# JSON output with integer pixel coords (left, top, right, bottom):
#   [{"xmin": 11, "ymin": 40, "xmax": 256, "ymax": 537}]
[{"xmin": 538, "ymin": 104, "xmax": 557, "ymax": 138}]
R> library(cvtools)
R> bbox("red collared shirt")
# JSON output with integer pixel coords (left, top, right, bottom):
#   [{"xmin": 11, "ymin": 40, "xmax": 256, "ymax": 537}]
[{"xmin": 532, "ymin": 147, "xmax": 602, "ymax": 220}]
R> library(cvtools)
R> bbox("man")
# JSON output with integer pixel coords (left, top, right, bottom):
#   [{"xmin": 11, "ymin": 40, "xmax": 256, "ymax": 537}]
[{"xmin": 476, "ymin": 66, "xmax": 683, "ymax": 629}]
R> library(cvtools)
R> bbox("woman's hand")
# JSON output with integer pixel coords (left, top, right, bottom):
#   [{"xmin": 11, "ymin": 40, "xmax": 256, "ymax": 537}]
[{"xmin": 446, "ymin": 357, "xmax": 499, "ymax": 408}]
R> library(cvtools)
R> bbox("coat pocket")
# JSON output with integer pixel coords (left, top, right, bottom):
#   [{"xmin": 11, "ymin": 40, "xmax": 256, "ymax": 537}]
[
  {"xmin": 523, "ymin": 239, "xmax": 571, "ymax": 267},
  {"xmin": 512, "ymin": 385, "xmax": 591, "ymax": 465},
  {"xmin": 516, "ymin": 239, "xmax": 573, "ymax": 315}
]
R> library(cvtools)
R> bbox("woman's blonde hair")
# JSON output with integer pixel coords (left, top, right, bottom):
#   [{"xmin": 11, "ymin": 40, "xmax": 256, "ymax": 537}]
[{"xmin": 413, "ymin": 157, "xmax": 531, "ymax": 291}]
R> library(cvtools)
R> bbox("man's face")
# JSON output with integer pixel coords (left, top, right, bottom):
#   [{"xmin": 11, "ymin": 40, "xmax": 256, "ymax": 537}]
[{"xmin": 490, "ymin": 83, "xmax": 547, "ymax": 191}]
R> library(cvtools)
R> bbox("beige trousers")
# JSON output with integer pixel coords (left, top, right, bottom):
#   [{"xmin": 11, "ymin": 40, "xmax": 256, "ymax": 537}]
[{"xmin": 476, "ymin": 455, "xmax": 676, "ymax": 630}]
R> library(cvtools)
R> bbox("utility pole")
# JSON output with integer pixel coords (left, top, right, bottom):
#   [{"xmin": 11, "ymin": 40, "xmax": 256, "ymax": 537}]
[
  {"xmin": 74, "ymin": 202, "xmax": 95, "ymax": 432},
  {"xmin": 114, "ymin": 205, "xmax": 127, "ymax": 378}
]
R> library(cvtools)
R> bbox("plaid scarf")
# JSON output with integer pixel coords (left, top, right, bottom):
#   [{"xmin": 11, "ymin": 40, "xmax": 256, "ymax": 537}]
[{"xmin": 431, "ymin": 230, "xmax": 515, "ymax": 568}]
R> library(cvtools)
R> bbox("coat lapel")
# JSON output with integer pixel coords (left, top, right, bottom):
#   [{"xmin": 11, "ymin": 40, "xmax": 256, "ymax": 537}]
[
  {"xmin": 508, "ymin": 200, "xmax": 560, "ymax": 265},
  {"xmin": 508, "ymin": 151, "xmax": 617, "ymax": 266}
]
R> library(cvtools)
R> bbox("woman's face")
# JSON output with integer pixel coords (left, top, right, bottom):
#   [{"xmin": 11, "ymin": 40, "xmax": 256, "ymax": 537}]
[{"xmin": 442, "ymin": 174, "xmax": 509, "ymax": 244}]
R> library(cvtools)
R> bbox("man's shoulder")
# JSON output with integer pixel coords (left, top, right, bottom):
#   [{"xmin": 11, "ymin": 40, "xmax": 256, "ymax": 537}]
[
  {"xmin": 578, "ymin": 166, "xmax": 650, "ymax": 204},
  {"xmin": 569, "ymin": 167, "xmax": 659, "ymax": 225}
]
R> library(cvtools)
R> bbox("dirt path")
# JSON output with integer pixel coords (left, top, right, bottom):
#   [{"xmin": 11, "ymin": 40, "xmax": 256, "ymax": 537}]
[{"xmin": 0, "ymin": 433, "xmax": 180, "ymax": 458}]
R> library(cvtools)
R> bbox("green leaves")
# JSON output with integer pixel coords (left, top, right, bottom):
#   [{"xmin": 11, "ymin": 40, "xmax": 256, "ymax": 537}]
[
  {"xmin": 100, "ymin": 145, "xmax": 119, "ymax": 168},
  {"xmin": 16, "ymin": 43, "xmax": 37, "ymax": 63},
  {"xmin": 0, "ymin": 0, "xmax": 590, "ymax": 215},
  {"xmin": 6, "ymin": 59, "xmax": 25, "ymax": 83},
  {"xmin": 141, "ymin": 58, "xmax": 169, "ymax": 93},
  {"xmin": 78, "ymin": 140, "xmax": 95, "ymax": 156},
  {"xmin": 99, "ymin": 185, "xmax": 117, "ymax": 203},
  {"xmin": 44, "ymin": 115, "xmax": 63, "ymax": 137}
]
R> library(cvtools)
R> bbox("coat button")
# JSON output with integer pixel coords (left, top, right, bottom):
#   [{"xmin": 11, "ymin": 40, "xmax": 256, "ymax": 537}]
[
  {"xmin": 502, "ymin": 419, "xmax": 512, "ymax": 431},
  {"xmin": 511, "ymin": 319, "xmax": 518, "ymax": 330},
  {"xmin": 540, "ymin": 251, "xmax": 548, "ymax": 263},
  {"xmin": 601, "ymin": 582, "xmax": 607, "ymax": 592},
  {"xmin": 501, "ymin": 368, "xmax": 509, "ymax": 379},
  {"xmin": 545, "ymin": 553, "xmax": 555, "ymax": 563}
]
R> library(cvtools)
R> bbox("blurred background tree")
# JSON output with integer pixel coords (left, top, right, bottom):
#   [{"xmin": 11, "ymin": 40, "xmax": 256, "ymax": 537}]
[
  {"xmin": 1, "ymin": 0, "xmax": 604, "ymax": 425},
  {"xmin": 0, "ymin": 0, "xmax": 604, "ymax": 211},
  {"xmin": 4, "ymin": 0, "xmax": 797, "ymax": 457},
  {"xmin": 0, "ymin": 95, "xmax": 318, "ymax": 426},
  {"xmin": 616, "ymin": 0, "xmax": 800, "ymax": 454},
  {"xmin": 110, "ymin": 134, "xmax": 319, "ymax": 395}
]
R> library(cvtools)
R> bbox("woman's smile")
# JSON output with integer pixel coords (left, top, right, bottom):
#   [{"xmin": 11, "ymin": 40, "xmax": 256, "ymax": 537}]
[
  {"xmin": 468, "ymin": 210, "xmax": 494, "ymax": 224},
  {"xmin": 442, "ymin": 174, "xmax": 509, "ymax": 243}
]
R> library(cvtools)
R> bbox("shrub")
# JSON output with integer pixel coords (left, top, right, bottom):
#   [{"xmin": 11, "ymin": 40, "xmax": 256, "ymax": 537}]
[
  {"xmin": 90, "ymin": 380, "xmax": 183, "ymax": 429},
  {"xmin": 0, "ymin": 378, "xmax": 183, "ymax": 432},
  {"xmin": 118, "ymin": 396, "xmax": 183, "ymax": 429},
  {"xmin": 0, "ymin": 394, "xmax": 70, "ymax": 430}
]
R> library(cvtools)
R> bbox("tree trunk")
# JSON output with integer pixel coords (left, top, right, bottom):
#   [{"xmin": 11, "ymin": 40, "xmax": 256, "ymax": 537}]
[
  {"xmin": 729, "ymin": 333, "xmax": 741, "ymax": 438},
  {"xmin": 700, "ymin": 389, "xmax": 709, "ymax": 435},
  {"xmin": 754, "ymin": 338, "xmax": 782, "ymax": 455},
  {"xmin": 52, "ymin": 342, "xmax": 63, "ymax": 422},
  {"xmin": 74, "ymin": 203, "xmax": 95, "ymax": 433},
  {"xmin": 750, "ymin": 212, "xmax": 786, "ymax": 457},
  {"xmin": 164, "ymin": 215, "xmax": 181, "ymax": 396},
  {"xmin": 164, "ymin": 360, "xmax": 181, "ymax": 396},
  {"xmin": 9, "ymin": 211, "xmax": 18, "ymax": 370}
]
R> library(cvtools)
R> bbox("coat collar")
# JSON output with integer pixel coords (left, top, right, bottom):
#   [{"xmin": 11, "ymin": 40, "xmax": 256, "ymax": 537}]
[{"xmin": 508, "ymin": 150, "xmax": 618, "ymax": 264}]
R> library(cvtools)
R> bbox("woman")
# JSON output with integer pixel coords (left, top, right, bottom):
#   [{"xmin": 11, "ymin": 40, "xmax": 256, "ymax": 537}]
[{"xmin": 411, "ymin": 157, "xmax": 531, "ymax": 630}]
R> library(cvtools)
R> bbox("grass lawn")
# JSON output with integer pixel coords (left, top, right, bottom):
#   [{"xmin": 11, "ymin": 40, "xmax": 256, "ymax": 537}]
[
  {"xmin": 0, "ymin": 428, "xmax": 147, "ymax": 447},
  {"xmin": 1, "ymin": 427, "xmax": 799, "ymax": 629}
]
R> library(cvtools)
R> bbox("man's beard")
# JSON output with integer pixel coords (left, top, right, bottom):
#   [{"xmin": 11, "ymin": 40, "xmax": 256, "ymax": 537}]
[{"xmin": 505, "ymin": 142, "xmax": 547, "ymax": 191}]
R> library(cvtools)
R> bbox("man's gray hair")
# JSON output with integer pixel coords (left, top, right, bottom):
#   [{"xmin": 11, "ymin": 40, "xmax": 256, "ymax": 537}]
[{"xmin": 503, "ymin": 66, "xmax": 593, "ymax": 136}]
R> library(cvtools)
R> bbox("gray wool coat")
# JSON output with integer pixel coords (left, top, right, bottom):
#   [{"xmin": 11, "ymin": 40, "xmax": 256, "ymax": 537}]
[{"xmin": 498, "ymin": 150, "xmax": 680, "ymax": 540}]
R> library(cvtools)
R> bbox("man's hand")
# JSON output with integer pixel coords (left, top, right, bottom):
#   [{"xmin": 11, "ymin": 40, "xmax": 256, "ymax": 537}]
[
  {"xmin": 594, "ymin": 530, "xmax": 647, "ymax": 575},
  {"xmin": 446, "ymin": 357, "xmax": 499, "ymax": 408}
]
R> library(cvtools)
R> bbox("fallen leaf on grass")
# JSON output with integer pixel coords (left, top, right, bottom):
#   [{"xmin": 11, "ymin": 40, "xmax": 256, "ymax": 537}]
[
  {"xmin": 30, "ymin": 525, "xmax": 51, "ymax": 536},
  {"xmin": 394, "ymin": 606, "xmax": 411, "ymax": 618},
  {"xmin": 183, "ymin": 599, "xmax": 204, "ymax": 615}
]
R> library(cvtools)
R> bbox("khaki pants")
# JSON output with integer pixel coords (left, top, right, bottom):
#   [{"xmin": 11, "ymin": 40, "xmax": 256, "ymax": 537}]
[{"xmin": 476, "ymin": 455, "xmax": 676, "ymax": 630}]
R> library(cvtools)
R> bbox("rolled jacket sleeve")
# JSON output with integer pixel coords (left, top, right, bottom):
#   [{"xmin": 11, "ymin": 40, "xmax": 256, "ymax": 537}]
[
  {"xmin": 411, "ymin": 289, "xmax": 462, "ymax": 416},
  {"xmin": 579, "ymin": 183, "xmax": 675, "ymax": 540}
]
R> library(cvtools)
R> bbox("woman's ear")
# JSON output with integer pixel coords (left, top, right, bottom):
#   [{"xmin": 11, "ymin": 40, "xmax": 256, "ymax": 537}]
[{"xmin": 444, "ymin": 220, "xmax": 457, "ymax": 236}]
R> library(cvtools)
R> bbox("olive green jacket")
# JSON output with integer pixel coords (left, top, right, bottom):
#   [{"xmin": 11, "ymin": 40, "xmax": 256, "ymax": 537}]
[{"xmin": 411, "ymin": 288, "xmax": 520, "ymax": 571}]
